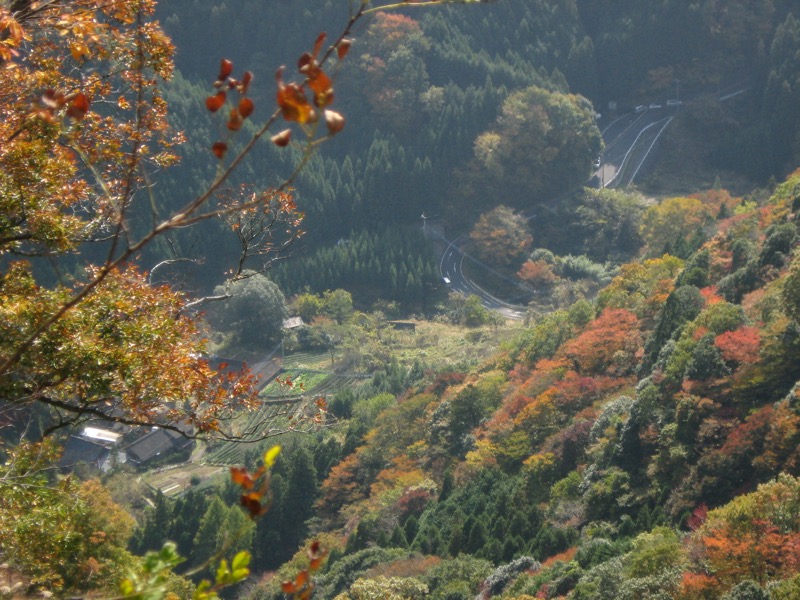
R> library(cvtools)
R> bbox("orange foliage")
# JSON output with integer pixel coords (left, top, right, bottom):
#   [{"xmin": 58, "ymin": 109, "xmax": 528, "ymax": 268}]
[
  {"xmin": 487, "ymin": 358, "xmax": 570, "ymax": 429},
  {"xmin": 689, "ymin": 189, "xmax": 739, "ymax": 217},
  {"xmin": 701, "ymin": 520, "xmax": 800, "ymax": 585},
  {"xmin": 367, "ymin": 13, "xmax": 424, "ymax": 51},
  {"xmin": 316, "ymin": 452, "xmax": 365, "ymax": 523},
  {"xmin": 549, "ymin": 372, "xmax": 629, "ymax": 411},
  {"xmin": 518, "ymin": 260, "xmax": 558, "ymax": 286},
  {"xmin": 709, "ymin": 404, "xmax": 800, "ymax": 476},
  {"xmin": 514, "ymin": 392, "xmax": 559, "ymax": 434},
  {"xmin": 678, "ymin": 571, "xmax": 721, "ymax": 600},
  {"xmin": 359, "ymin": 13, "xmax": 428, "ymax": 130},
  {"xmin": 699, "ymin": 286, "xmax": 724, "ymax": 306},
  {"xmin": 539, "ymin": 547, "xmax": 577, "ymax": 570},
  {"xmin": 559, "ymin": 308, "xmax": 642, "ymax": 375},
  {"xmin": 369, "ymin": 456, "xmax": 426, "ymax": 499}
]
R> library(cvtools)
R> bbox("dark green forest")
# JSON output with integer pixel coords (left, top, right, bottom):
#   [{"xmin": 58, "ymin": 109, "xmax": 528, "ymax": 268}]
[{"xmin": 146, "ymin": 0, "xmax": 800, "ymax": 308}]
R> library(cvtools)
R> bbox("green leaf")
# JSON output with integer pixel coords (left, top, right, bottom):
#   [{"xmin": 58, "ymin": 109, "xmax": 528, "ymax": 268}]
[
  {"xmin": 231, "ymin": 550, "xmax": 251, "ymax": 572},
  {"xmin": 215, "ymin": 559, "xmax": 230, "ymax": 585}
]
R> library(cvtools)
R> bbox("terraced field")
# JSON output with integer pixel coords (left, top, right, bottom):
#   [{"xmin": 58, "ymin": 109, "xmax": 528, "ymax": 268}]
[
  {"xmin": 282, "ymin": 350, "xmax": 330, "ymax": 369},
  {"xmin": 259, "ymin": 369, "xmax": 329, "ymax": 397},
  {"xmin": 204, "ymin": 363, "xmax": 364, "ymax": 465},
  {"xmin": 203, "ymin": 398, "xmax": 304, "ymax": 465}
]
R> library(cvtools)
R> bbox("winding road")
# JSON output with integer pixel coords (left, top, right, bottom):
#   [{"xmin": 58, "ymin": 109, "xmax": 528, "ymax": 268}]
[
  {"xmin": 437, "ymin": 102, "xmax": 682, "ymax": 319},
  {"xmin": 438, "ymin": 234, "xmax": 527, "ymax": 320}
]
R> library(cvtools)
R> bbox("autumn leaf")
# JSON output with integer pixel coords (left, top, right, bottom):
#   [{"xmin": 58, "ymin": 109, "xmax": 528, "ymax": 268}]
[
  {"xmin": 324, "ymin": 110, "xmax": 344, "ymax": 135},
  {"xmin": 311, "ymin": 32, "xmax": 326, "ymax": 58},
  {"xmin": 240, "ymin": 71, "xmax": 253, "ymax": 93},
  {"xmin": 298, "ymin": 53, "xmax": 334, "ymax": 108},
  {"xmin": 337, "ymin": 39, "xmax": 352, "ymax": 60},
  {"xmin": 211, "ymin": 141, "xmax": 228, "ymax": 158},
  {"xmin": 206, "ymin": 91, "xmax": 226, "ymax": 112},
  {"xmin": 218, "ymin": 58, "xmax": 234, "ymax": 81},
  {"xmin": 238, "ymin": 97, "xmax": 254, "ymax": 118},
  {"xmin": 69, "ymin": 42, "xmax": 90, "ymax": 62},
  {"xmin": 281, "ymin": 581, "xmax": 297, "ymax": 594},
  {"xmin": 66, "ymin": 92, "xmax": 90, "ymax": 120},
  {"xmin": 276, "ymin": 68, "xmax": 316, "ymax": 124},
  {"xmin": 240, "ymin": 492, "xmax": 268, "ymax": 518},
  {"xmin": 271, "ymin": 129, "xmax": 292, "ymax": 147},
  {"xmin": 227, "ymin": 108, "xmax": 243, "ymax": 131},
  {"xmin": 230, "ymin": 467, "xmax": 255, "ymax": 490}
]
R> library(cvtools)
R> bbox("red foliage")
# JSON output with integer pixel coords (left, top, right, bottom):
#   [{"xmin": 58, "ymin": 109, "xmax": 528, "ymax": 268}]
[
  {"xmin": 393, "ymin": 487, "xmax": 434, "ymax": 520},
  {"xmin": 714, "ymin": 327, "xmax": 761, "ymax": 365},
  {"xmin": 360, "ymin": 13, "xmax": 426, "ymax": 130},
  {"xmin": 508, "ymin": 363, "xmax": 531, "ymax": 385},
  {"xmin": 716, "ymin": 406, "xmax": 772, "ymax": 460},
  {"xmin": 363, "ymin": 555, "xmax": 441, "ymax": 580},
  {"xmin": 686, "ymin": 503, "xmax": 708, "ymax": 531},
  {"xmin": 699, "ymin": 404, "xmax": 800, "ymax": 484},
  {"xmin": 425, "ymin": 371, "xmax": 466, "ymax": 396},
  {"xmin": 547, "ymin": 371, "xmax": 627, "ymax": 411},
  {"xmin": 367, "ymin": 13, "xmax": 423, "ymax": 52}
]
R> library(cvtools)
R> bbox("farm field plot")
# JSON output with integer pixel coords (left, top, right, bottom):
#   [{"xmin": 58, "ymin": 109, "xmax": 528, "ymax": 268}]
[
  {"xmin": 282, "ymin": 351, "xmax": 330, "ymax": 370},
  {"xmin": 143, "ymin": 463, "xmax": 225, "ymax": 497},
  {"xmin": 205, "ymin": 370, "xmax": 362, "ymax": 465},
  {"xmin": 203, "ymin": 399, "xmax": 303, "ymax": 465},
  {"xmin": 259, "ymin": 369, "xmax": 329, "ymax": 397}
]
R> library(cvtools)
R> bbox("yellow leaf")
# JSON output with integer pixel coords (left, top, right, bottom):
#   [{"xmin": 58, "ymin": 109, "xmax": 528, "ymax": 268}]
[
  {"xmin": 263, "ymin": 445, "xmax": 281, "ymax": 469},
  {"xmin": 70, "ymin": 42, "xmax": 90, "ymax": 62}
]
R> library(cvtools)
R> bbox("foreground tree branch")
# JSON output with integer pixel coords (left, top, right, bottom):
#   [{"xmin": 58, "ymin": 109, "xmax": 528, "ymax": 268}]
[{"xmin": 0, "ymin": 0, "xmax": 481, "ymax": 441}]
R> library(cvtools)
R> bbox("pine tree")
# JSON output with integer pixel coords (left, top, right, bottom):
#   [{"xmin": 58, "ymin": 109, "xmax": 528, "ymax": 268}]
[{"xmin": 192, "ymin": 497, "xmax": 228, "ymax": 567}]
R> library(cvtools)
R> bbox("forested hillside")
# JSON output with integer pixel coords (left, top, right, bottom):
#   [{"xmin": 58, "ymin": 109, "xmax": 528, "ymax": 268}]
[
  {"xmin": 3, "ymin": 0, "xmax": 800, "ymax": 598},
  {"xmin": 240, "ymin": 170, "xmax": 800, "ymax": 600},
  {"xmin": 149, "ymin": 0, "xmax": 800, "ymax": 304}
]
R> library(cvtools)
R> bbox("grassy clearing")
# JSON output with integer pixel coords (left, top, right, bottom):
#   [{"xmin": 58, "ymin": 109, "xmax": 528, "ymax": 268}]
[
  {"xmin": 372, "ymin": 318, "xmax": 523, "ymax": 372},
  {"xmin": 282, "ymin": 350, "xmax": 331, "ymax": 370},
  {"xmin": 142, "ymin": 463, "xmax": 225, "ymax": 497}
]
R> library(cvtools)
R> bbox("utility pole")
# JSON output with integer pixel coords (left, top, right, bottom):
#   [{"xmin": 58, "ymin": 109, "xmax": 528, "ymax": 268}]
[{"xmin": 601, "ymin": 160, "xmax": 605, "ymax": 189}]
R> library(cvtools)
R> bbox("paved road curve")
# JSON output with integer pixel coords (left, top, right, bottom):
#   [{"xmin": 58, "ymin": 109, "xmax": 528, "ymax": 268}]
[{"xmin": 437, "ymin": 103, "xmax": 682, "ymax": 319}]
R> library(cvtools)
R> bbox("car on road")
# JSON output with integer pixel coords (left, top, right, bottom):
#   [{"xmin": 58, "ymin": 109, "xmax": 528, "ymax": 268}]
[
  {"xmin": 593, "ymin": 157, "xmax": 601, "ymax": 169},
  {"xmin": 635, "ymin": 105, "xmax": 646, "ymax": 113},
  {"xmin": 443, "ymin": 277, "xmax": 451, "ymax": 285},
  {"xmin": 649, "ymin": 103, "xmax": 662, "ymax": 109}
]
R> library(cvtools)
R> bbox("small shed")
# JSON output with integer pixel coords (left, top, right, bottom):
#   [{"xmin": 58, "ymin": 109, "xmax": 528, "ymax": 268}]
[
  {"xmin": 388, "ymin": 321, "xmax": 416, "ymax": 332},
  {"xmin": 282, "ymin": 316, "xmax": 305, "ymax": 330}
]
